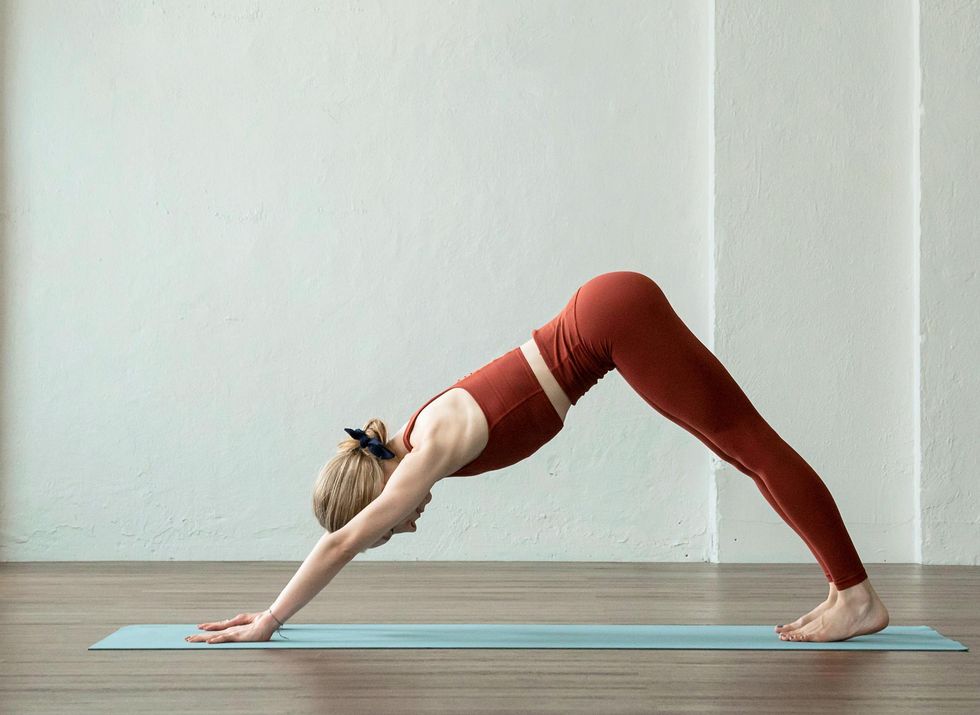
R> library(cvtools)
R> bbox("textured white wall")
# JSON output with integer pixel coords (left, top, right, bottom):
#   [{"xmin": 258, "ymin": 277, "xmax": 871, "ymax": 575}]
[
  {"xmin": 0, "ymin": 1, "xmax": 976, "ymax": 567},
  {"xmin": 0, "ymin": 0, "xmax": 713, "ymax": 561},
  {"xmin": 919, "ymin": 0, "xmax": 980, "ymax": 565},
  {"xmin": 714, "ymin": 2, "xmax": 918, "ymax": 568}
]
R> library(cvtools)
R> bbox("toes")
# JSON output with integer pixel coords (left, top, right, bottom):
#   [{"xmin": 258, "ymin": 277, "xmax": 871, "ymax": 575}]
[
  {"xmin": 776, "ymin": 621, "xmax": 799, "ymax": 634},
  {"xmin": 793, "ymin": 623, "xmax": 820, "ymax": 642},
  {"xmin": 780, "ymin": 624, "xmax": 802, "ymax": 637}
]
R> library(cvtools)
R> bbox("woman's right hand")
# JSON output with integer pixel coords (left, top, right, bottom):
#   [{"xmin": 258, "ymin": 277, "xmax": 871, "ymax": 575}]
[{"xmin": 185, "ymin": 610, "xmax": 278, "ymax": 644}]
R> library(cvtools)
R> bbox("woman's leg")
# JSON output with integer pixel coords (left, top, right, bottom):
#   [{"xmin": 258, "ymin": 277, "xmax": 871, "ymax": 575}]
[
  {"xmin": 653, "ymin": 401, "xmax": 834, "ymax": 584},
  {"xmin": 542, "ymin": 270, "xmax": 887, "ymax": 641},
  {"xmin": 577, "ymin": 271, "xmax": 868, "ymax": 589},
  {"xmin": 660, "ymin": 413, "xmax": 842, "ymax": 629}
]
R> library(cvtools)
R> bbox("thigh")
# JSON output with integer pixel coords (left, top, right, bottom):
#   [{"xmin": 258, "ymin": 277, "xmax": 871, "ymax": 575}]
[{"xmin": 577, "ymin": 271, "xmax": 765, "ymax": 438}]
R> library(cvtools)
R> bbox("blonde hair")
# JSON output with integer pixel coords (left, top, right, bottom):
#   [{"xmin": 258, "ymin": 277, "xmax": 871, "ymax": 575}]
[{"xmin": 312, "ymin": 419, "xmax": 390, "ymax": 533}]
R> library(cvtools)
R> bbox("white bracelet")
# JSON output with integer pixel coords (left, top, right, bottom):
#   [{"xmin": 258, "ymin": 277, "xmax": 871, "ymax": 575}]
[{"xmin": 267, "ymin": 608, "xmax": 289, "ymax": 639}]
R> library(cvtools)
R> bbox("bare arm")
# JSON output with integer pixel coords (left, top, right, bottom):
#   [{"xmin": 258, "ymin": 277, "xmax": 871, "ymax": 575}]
[
  {"xmin": 260, "ymin": 530, "xmax": 356, "ymax": 624},
  {"xmin": 263, "ymin": 447, "xmax": 445, "ymax": 624}
]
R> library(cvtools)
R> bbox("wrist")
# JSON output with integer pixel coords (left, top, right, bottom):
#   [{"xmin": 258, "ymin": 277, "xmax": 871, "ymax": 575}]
[{"xmin": 260, "ymin": 608, "xmax": 286, "ymax": 631}]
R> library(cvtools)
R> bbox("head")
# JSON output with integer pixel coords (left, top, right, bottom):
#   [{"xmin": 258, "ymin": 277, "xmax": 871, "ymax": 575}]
[{"xmin": 312, "ymin": 418, "xmax": 402, "ymax": 550}]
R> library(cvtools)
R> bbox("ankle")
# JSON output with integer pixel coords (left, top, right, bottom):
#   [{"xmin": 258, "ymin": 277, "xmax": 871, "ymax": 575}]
[{"xmin": 836, "ymin": 578, "xmax": 873, "ymax": 603}]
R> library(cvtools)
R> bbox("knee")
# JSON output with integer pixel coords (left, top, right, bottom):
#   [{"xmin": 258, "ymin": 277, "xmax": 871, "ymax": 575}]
[{"xmin": 712, "ymin": 414, "xmax": 774, "ymax": 467}]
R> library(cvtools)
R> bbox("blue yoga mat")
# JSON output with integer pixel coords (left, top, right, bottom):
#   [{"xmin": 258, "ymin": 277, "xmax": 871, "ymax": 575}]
[{"xmin": 89, "ymin": 623, "xmax": 968, "ymax": 651}]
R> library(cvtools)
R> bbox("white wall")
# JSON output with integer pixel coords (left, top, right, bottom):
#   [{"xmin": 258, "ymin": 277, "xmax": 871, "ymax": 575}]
[
  {"xmin": 919, "ymin": 0, "xmax": 980, "ymax": 565},
  {"xmin": 0, "ymin": 0, "xmax": 714, "ymax": 562},
  {"xmin": 714, "ymin": 2, "xmax": 918, "ymax": 566},
  {"xmin": 0, "ymin": 0, "xmax": 975, "ymax": 567}
]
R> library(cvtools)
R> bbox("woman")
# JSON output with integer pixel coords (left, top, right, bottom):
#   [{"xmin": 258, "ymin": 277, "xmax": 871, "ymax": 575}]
[{"xmin": 186, "ymin": 270, "xmax": 889, "ymax": 645}]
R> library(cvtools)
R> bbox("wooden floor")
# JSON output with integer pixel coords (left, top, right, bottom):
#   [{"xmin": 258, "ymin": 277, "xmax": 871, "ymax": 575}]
[{"xmin": 0, "ymin": 561, "xmax": 976, "ymax": 714}]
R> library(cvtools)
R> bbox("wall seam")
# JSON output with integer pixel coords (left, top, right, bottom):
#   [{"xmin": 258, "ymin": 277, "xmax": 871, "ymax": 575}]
[
  {"xmin": 911, "ymin": 0, "xmax": 924, "ymax": 565},
  {"xmin": 707, "ymin": 0, "xmax": 720, "ymax": 564}
]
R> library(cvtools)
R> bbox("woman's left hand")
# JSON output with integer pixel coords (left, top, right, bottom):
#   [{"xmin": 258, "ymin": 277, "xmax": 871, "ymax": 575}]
[
  {"xmin": 393, "ymin": 491, "xmax": 433, "ymax": 535},
  {"xmin": 184, "ymin": 611, "xmax": 278, "ymax": 644}
]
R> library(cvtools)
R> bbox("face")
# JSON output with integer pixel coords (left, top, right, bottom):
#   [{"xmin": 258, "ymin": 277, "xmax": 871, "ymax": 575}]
[
  {"xmin": 363, "ymin": 457, "xmax": 433, "ymax": 551},
  {"xmin": 365, "ymin": 489, "xmax": 432, "ymax": 550}
]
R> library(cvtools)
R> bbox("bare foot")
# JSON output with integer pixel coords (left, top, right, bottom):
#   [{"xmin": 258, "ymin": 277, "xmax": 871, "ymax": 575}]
[
  {"xmin": 774, "ymin": 582, "xmax": 837, "ymax": 635},
  {"xmin": 778, "ymin": 578, "xmax": 889, "ymax": 642}
]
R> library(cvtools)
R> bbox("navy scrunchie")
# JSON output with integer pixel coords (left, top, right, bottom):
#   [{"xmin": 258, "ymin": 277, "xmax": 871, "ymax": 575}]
[{"xmin": 344, "ymin": 427, "xmax": 396, "ymax": 460}]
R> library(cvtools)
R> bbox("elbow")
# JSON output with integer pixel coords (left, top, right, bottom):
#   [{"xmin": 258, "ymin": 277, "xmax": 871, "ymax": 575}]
[{"xmin": 323, "ymin": 530, "xmax": 359, "ymax": 559}]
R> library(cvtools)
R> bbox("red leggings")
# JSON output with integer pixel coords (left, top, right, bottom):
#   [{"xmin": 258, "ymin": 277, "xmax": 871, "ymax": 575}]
[{"xmin": 532, "ymin": 271, "xmax": 868, "ymax": 589}]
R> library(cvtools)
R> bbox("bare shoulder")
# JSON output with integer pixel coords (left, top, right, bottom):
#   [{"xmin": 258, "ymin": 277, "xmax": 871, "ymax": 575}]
[{"xmin": 405, "ymin": 388, "xmax": 488, "ymax": 478}]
